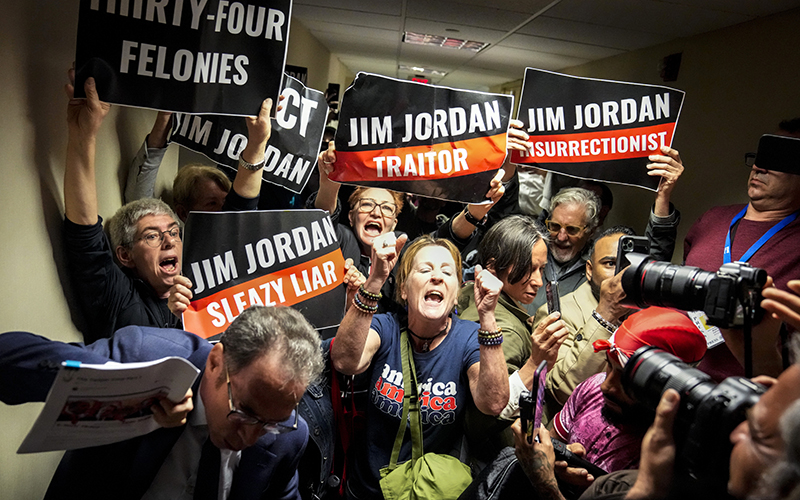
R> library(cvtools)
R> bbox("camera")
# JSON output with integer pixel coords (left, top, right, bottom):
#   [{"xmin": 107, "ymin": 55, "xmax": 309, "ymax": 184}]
[
  {"xmin": 619, "ymin": 252, "xmax": 767, "ymax": 328},
  {"xmin": 623, "ymin": 346, "xmax": 765, "ymax": 490}
]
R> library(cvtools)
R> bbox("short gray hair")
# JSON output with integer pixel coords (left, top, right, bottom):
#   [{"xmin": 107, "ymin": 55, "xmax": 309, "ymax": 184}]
[
  {"xmin": 220, "ymin": 306, "xmax": 324, "ymax": 386},
  {"xmin": 549, "ymin": 187, "xmax": 602, "ymax": 233},
  {"xmin": 106, "ymin": 198, "xmax": 181, "ymax": 249}
]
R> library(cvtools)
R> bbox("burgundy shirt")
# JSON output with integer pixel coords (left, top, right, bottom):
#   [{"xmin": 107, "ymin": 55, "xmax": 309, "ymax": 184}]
[
  {"xmin": 684, "ymin": 204, "xmax": 800, "ymax": 379},
  {"xmin": 553, "ymin": 373, "xmax": 644, "ymax": 473}
]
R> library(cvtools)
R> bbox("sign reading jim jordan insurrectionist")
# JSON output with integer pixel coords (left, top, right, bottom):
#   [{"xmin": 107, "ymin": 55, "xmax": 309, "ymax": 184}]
[
  {"xmin": 510, "ymin": 68, "xmax": 685, "ymax": 191},
  {"xmin": 74, "ymin": 0, "xmax": 292, "ymax": 116}
]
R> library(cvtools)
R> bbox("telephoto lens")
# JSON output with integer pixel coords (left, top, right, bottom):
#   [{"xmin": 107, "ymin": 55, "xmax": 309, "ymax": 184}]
[{"xmin": 623, "ymin": 346, "xmax": 765, "ymax": 492}]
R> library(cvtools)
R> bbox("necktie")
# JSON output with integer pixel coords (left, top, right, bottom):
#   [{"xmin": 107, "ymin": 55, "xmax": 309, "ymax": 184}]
[{"xmin": 193, "ymin": 436, "xmax": 221, "ymax": 500}]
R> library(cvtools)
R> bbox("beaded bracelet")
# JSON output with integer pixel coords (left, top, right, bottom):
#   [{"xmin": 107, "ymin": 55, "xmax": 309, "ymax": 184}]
[
  {"xmin": 358, "ymin": 285, "xmax": 382, "ymax": 302},
  {"xmin": 353, "ymin": 294, "xmax": 378, "ymax": 314},
  {"xmin": 592, "ymin": 310, "xmax": 618, "ymax": 333},
  {"xmin": 477, "ymin": 327, "xmax": 503, "ymax": 346},
  {"xmin": 478, "ymin": 333, "xmax": 504, "ymax": 346}
]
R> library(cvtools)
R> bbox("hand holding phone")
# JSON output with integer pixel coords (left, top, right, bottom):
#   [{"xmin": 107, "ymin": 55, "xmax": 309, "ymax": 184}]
[{"xmin": 546, "ymin": 281, "xmax": 560, "ymax": 314}]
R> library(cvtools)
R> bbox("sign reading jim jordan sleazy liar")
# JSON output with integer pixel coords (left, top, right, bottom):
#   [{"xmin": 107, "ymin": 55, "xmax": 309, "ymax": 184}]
[
  {"xmin": 329, "ymin": 73, "xmax": 513, "ymax": 203},
  {"xmin": 181, "ymin": 210, "xmax": 346, "ymax": 340},
  {"xmin": 510, "ymin": 68, "xmax": 685, "ymax": 191},
  {"xmin": 73, "ymin": 0, "xmax": 292, "ymax": 115},
  {"xmin": 170, "ymin": 73, "xmax": 326, "ymax": 194}
]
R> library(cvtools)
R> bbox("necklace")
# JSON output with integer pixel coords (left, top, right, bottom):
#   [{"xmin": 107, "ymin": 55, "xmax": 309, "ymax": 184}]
[{"xmin": 408, "ymin": 318, "xmax": 450, "ymax": 352}]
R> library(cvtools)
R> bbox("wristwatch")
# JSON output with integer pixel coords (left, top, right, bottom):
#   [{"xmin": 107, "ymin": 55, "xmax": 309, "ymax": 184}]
[
  {"xmin": 238, "ymin": 153, "xmax": 266, "ymax": 171},
  {"xmin": 463, "ymin": 207, "xmax": 487, "ymax": 227}
]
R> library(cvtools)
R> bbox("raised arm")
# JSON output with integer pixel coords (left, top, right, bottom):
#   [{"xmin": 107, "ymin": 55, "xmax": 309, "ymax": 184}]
[
  {"xmin": 63, "ymin": 71, "xmax": 111, "ymax": 225},
  {"xmin": 230, "ymin": 98, "xmax": 274, "ymax": 200},
  {"xmin": 124, "ymin": 111, "xmax": 172, "ymax": 203},
  {"xmin": 647, "ymin": 145, "xmax": 683, "ymax": 218},
  {"xmin": 314, "ymin": 142, "xmax": 341, "ymax": 215},
  {"xmin": 645, "ymin": 145, "xmax": 683, "ymax": 261},
  {"xmin": 468, "ymin": 266, "xmax": 511, "ymax": 416},
  {"xmin": 331, "ymin": 232, "xmax": 408, "ymax": 375}
]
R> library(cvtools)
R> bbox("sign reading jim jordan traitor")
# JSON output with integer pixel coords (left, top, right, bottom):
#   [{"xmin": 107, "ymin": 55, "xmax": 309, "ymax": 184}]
[
  {"xmin": 181, "ymin": 210, "xmax": 346, "ymax": 340},
  {"xmin": 511, "ymin": 68, "xmax": 685, "ymax": 191},
  {"xmin": 170, "ymin": 73, "xmax": 326, "ymax": 194},
  {"xmin": 74, "ymin": 0, "xmax": 292, "ymax": 116},
  {"xmin": 329, "ymin": 73, "xmax": 513, "ymax": 203}
]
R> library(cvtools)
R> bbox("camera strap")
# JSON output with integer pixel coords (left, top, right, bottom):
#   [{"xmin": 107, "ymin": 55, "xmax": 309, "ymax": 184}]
[{"xmin": 723, "ymin": 206, "xmax": 798, "ymax": 264}]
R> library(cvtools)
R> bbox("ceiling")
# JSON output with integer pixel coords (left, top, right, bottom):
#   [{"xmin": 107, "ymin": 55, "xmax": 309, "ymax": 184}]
[{"xmin": 291, "ymin": 0, "xmax": 800, "ymax": 91}]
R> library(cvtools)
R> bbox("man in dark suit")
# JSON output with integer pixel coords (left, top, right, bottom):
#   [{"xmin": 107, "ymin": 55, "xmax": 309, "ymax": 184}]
[{"xmin": 0, "ymin": 305, "xmax": 324, "ymax": 500}]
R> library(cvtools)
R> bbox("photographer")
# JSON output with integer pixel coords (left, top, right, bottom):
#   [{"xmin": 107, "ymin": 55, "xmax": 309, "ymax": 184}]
[{"xmin": 577, "ymin": 285, "xmax": 800, "ymax": 500}]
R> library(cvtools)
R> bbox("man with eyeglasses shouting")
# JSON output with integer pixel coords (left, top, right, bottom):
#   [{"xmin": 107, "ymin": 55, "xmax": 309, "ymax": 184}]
[
  {"xmin": 62, "ymin": 69, "xmax": 272, "ymax": 343},
  {"xmin": 0, "ymin": 305, "xmax": 323, "ymax": 500}
]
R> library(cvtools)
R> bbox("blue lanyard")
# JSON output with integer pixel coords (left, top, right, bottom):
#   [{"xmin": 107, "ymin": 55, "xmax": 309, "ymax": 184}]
[{"xmin": 724, "ymin": 207, "xmax": 799, "ymax": 264}]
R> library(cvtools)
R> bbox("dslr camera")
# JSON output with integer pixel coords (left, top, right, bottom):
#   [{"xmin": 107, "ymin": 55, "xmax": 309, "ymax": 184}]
[
  {"xmin": 619, "ymin": 252, "xmax": 767, "ymax": 328},
  {"xmin": 624, "ymin": 346, "xmax": 766, "ymax": 491}
]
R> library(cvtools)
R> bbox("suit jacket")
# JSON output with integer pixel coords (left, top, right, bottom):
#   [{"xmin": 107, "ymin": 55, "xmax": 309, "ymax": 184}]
[{"xmin": 0, "ymin": 327, "xmax": 307, "ymax": 500}]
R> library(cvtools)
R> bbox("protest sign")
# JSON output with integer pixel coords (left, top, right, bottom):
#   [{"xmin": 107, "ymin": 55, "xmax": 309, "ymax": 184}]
[
  {"xmin": 181, "ymin": 210, "xmax": 346, "ymax": 339},
  {"xmin": 74, "ymin": 0, "xmax": 292, "ymax": 116},
  {"xmin": 329, "ymin": 73, "xmax": 513, "ymax": 203},
  {"xmin": 170, "ymin": 73, "xmax": 326, "ymax": 194},
  {"xmin": 510, "ymin": 68, "xmax": 685, "ymax": 191}
]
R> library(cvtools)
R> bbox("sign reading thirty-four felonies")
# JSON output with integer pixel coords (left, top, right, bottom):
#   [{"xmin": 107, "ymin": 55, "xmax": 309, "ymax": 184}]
[
  {"xmin": 330, "ymin": 73, "xmax": 513, "ymax": 203},
  {"xmin": 511, "ymin": 68, "xmax": 685, "ymax": 191},
  {"xmin": 74, "ymin": 0, "xmax": 291, "ymax": 115},
  {"xmin": 182, "ymin": 210, "xmax": 346, "ymax": 339},
  {"xmin": 170, "ymin": 73, "xmax": 326, "ymax": 194}
]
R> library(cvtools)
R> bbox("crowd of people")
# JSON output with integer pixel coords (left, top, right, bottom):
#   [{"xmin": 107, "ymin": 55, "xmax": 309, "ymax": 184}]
[{"xmin": 1, "ymin": 67, "xmax": 799, "ymax": 500}]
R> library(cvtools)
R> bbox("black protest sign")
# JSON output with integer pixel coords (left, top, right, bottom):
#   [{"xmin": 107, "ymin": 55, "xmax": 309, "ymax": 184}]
[
  {"xmin": 74, "ymin": 0, "xmax": 291, "ymax": 116},
  {"xmin": 510, "ymin": 68, "xmax": 685, "ymax": 191},
  {"xmin": 182, "ymin": 210, "xmax": 346, "ymax": 339},
  {"xmin": 170, "ymin": 73, "xmax": 326, "ymax": 194},
  {"xmin": 329, "ymin": 73, "xmax": 512, "ymax": 203}
]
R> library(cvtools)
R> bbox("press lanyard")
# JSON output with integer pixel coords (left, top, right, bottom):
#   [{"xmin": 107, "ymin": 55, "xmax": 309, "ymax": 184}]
[{"xmin": 724, "ymin": 206, "xmax": 799, "ymax": 264}]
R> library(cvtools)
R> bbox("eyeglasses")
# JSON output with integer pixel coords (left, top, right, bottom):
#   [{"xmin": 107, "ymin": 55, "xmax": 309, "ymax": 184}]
[
  {"xmin": 356, "ymin": 198, "xmax": 398, "ymax": 218},
  {"xmin": 226, "ymin": 367, "xmax": 298, "ymax": 435},
  {"xmin": 138, "ymin": 227, "xmax": 181, "ymax": 248},
  {"xmin": 745, "ymin": 152, "xmax": 756, "ymax": 168},
  {"xmin": 544, "ymin": 220, "xmax": 586, "ymax": 236}
]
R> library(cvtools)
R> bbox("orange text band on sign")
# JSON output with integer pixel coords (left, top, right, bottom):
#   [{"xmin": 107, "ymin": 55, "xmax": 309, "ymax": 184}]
[
  {"xmin": 514, "ymin": 123, "xmax": 675, "ymax": 164},
  {"xmin": 331, "ymin": 132, "xmax": 507, "ymax": 183},
  {"xmin": 183, "ymin": 249, "xmax": 345, "ymax": 338}
]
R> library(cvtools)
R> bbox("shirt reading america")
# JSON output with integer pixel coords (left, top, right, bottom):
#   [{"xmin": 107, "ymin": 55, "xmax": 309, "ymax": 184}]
[{"xmin": 351, "ymin": 313, "xmax": 480, "ymax": 496}]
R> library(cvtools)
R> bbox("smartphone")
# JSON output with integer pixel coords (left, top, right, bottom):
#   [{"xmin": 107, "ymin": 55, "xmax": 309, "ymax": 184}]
[
  {"xmin": 546, "ymin": 281, "xmax": 560, "ymax": 315},
  {"xmin": 519, "ymin": 360, "xmax": 547, "ymax": 444},
  {"xmin": 615, "ymin": 235, "xmax": 650, "ymax": 274},
  {"xmin": 519, "ymin": 363, "xmax": 608, "ymax": 477}
]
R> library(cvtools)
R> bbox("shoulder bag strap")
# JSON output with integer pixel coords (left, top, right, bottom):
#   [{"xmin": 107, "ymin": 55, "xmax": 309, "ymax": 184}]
[{"xmin": 402, "ymin": 329, "xmax": 423, "ymax": 461}]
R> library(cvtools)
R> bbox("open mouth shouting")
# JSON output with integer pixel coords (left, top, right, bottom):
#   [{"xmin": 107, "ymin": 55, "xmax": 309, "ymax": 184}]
[
  {"xmin": 160, "ymin": 256, "xmax": 179, "ymax": 275},
  {"xmin": 424, "ymin": 290, "xmax": 444, "ymax": 304},
  {"xmin": 363, "ymin": 220, "xmax": 384, "ymax": 237}
]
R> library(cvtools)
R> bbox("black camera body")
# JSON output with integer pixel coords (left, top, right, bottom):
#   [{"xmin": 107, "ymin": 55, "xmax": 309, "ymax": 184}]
[
  {"xmin": 624, "ymin": 346, "xmax": 765, "ymax": 491},
  {"xmin": 620, "ymin": 252, "xmax": 767, "ymax": 328}
]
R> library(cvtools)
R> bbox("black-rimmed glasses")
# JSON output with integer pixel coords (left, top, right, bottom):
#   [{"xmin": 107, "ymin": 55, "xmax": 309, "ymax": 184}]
[
  {"xmin": 138, "ymin": 227, "xmax": 181, "ymax": 248},
  {"xmin": 356, "ymin": 198, "xmax": 398, "ymax": 218},
  {"xmin": 226, "ymin": 367, "xmax": 298, "ymax": 435},
  {"xmin": 745, "ymin": 152, "xmax": 757, "ymax": 168}
]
